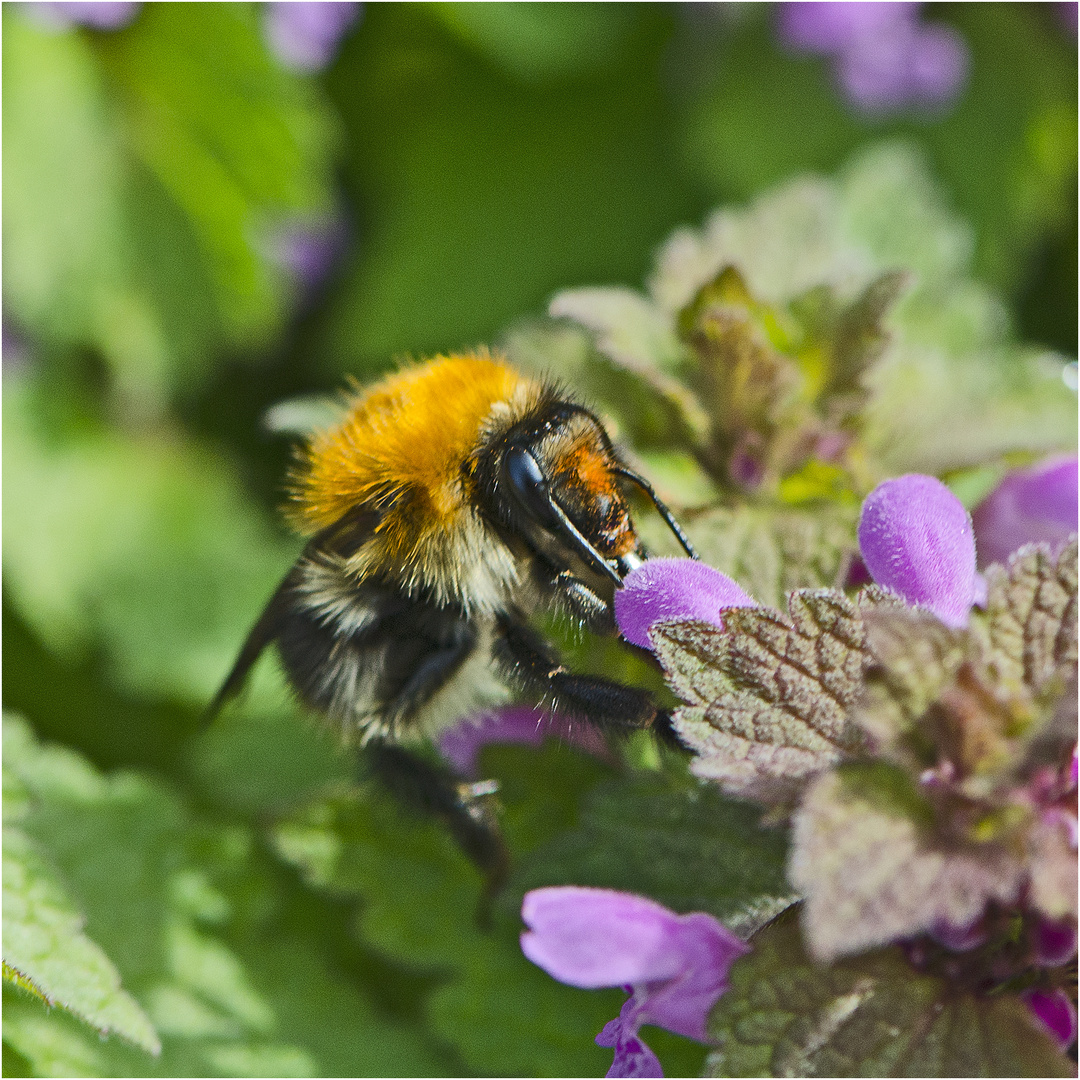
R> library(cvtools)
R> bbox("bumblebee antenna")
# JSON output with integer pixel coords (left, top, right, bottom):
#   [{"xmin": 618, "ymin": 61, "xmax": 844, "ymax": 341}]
[
  {"xmin": 613, "ymin": 468, "xmax": 699, "ymax": 560},
  {"xmin": 545, "ymin": 495, "xmax": 624, "ymax": 586}
]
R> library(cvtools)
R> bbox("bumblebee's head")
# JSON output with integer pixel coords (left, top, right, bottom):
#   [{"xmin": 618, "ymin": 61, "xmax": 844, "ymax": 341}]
[{"xmin": 473, "ymin": 400, "xmax": 696, "ymax": 589}]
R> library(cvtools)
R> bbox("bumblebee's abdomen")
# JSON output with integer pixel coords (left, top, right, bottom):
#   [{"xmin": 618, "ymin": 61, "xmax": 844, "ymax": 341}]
[{"xmin": 278, "ymin": 559, "xmax": 480, "ymax": 742}]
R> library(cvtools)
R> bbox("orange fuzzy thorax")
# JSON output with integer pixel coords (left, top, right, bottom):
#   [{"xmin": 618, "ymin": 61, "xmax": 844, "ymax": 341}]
[{"xmin": 289, "ymin": 353, "xmax": 538, "ymax": 547}]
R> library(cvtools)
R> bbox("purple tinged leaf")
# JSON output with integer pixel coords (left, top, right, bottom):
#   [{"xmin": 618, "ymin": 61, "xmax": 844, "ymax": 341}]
[
  {"xmin": 437, "ymin": 705, "xmax": 608, "ymax": 778},
  {"xmin": 521, "ymin": 887, "xmax": 748, "ymax": 1078},
  {"xmin": 972, "ymin": 456, "xmax": 1079, "ymax": 569},
  {"xmin": 263, "ymin": 1, "xmax": 361, "ymax": 72},
  {"xmin": 614, "ymin": 558, "xmax": 756, "ymax": 651},
  {"xmin": 858, "ymin": 474, "xmax": 977, "ymax": 629},
  {"xmin": 1023, "ymin": 988, "xmax": 1078, "ymax": 1052}
]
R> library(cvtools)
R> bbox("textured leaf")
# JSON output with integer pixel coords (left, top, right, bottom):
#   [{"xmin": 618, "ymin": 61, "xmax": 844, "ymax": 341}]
[
  {"xmin": 985, "ymin": 538, "xmax": 1078, "ymax": 691},
  {"xmin": 100, "ymin": 2, "xmax": 338, "ymax": 344},
  {"xmin": 855, "ymin": 606, "xmax": 968, "ymax": 747},
  {"xmin": 549, "ymin": 287, "xmax": 709, "ymax": 440},
  {"xmin": 507, "ymin": 774, "xmax": 793, "ymax": 934},
  {"xmin": 2, "ymin": 824, "xmax": 160, "ymax": 1055},
  {"xmin": 789, "ymin": 769, "xmax": 1025, "ymax": 961},
  {"xmin": 706, "ymin": 906, "xmax": 1074, "ymax": 1078},
  {"xmin": 4, "ymin": 715, "xmax": 449, "ymax": 1078},
  {"xmin": 658, "ymin": 590, "xmax": 872, "ymax": 802}
]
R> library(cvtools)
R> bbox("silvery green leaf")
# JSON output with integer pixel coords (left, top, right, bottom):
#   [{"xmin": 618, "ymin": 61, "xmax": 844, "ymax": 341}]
[
  {"xmin": 789, "ymin": 769, "xmax": 1025, "ymax": 962},
  {"xmin": 657, "ymin": 590, "xmax": 871, "ymax": 803},
  {"xmin": 706, "ymin": 906, "xmax": 1073, "ymax": 1078}
]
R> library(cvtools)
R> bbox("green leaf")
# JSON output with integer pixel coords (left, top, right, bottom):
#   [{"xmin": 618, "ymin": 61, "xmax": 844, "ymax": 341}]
[
  {"xmin": 2, "ymin": 822, "xmax": 160, "ymax": 1055},
  {"xmin": 508, "ymin": 773, "xmax": 793, "ymax": 934},
  {"xmin": 3, "ymin": 371, "xmax": 294, "ymax": 704},
  {"xmin": 657, "ymin": 590, "xmax": 871, "ymax": 803},
  {"xmin": 985, "ymin": 538, "xmax": 1078, "ymax": 692},
  {"xmin": 4, "ymin": 714, "xmax": 451, "ymax": 1078},
  {"xmin": 430, "ymin": 2, "xmax": 637, "ymax": 83},
  {"xmin": 99, "ymin": 2, "xmax": 338, "ymax": 345},
  {"xmin": 2, "ymin": 8, "xmax": 126, "ymax": 343},
  {"xmin": 789, "ymin": 770, "xmax": 1025, "ymax": 962},
  {"xmin": 320, "ymin": 3, "xmax": 700, "ymax": 372},
  {"xmin": 707, "ymin": 906, "xmax": 1074, "ymax": 1078}
]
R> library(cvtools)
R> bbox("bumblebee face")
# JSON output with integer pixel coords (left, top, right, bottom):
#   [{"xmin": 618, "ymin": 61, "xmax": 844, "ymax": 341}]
[{"xmin": 474, "ymin": 403, "xmax": 645, "ymax": 592}]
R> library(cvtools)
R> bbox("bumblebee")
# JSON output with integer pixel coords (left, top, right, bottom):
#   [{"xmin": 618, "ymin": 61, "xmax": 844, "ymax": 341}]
[{"xmin": 211, "ymin": 351, "xmax": 695, "ymax": 886}]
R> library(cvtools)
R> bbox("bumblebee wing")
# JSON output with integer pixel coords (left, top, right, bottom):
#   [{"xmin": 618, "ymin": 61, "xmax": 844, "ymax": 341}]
[
  {"xmin": 206, "ymin": 507, "xmax": 377, "ymax": 723},
  {"xmin": 205, "ymin": 565, "xmax": 299, "ymax": 721}
]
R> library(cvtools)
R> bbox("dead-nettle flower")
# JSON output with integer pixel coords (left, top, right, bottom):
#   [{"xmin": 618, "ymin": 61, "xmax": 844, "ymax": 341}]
[
  {"xmin": 857, "ymin": 473, "xmax": 980, "ymax": 628},
  {"xmin": 776, "ymin": 1, "xmax": 969, "ymax": 116},
  {"xmin": 614, "ymin": 557, "xmax": 756, "ymax": 650},
  {"xmin": 437, "ymin": 704, "xmax": 609, "ymax": 778},
  {"xmin": 521, "ymin": 887, "xmax": 748, "ymax": 1079},
  {"xmin": 617, "ymin": 474, "xmax": 1077, "ymax": 973},
  {"xmin": 972, "ymin": 455, "xmax": 1079, "ymax": 570},
  {"xmin": 1024, "ymin": 988, "xmax": 1078, "ymax": 1052},
  {"xmin": 263, "ymin": 1, "xmax": 361, "ymax": 72},
  {"xmin": 26, "ymin": 1, "xmax": 141, "ymax": 30}
]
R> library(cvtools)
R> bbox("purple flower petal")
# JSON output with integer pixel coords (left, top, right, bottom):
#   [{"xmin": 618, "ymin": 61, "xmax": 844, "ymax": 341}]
[
  {"xmin": 907, "ymin": 22, "xmax": 968, "ymax": 106},
  {"xmin": 29, "ymin": 1, "xmax": 140, "ymax": 30},
  {"xmin": 597, "ymin": 1012, "xmax": 664, "ymax": 1078},
  {"xmin": 858, "ymin": 474, "xmax": 977, "ymax": 628},
  {"xmin": 522, "ymin": 887, "xmax": 749, "ymax": 1077},
  {"xmin": 614, "ymin": 558, "xmax": 756, "ymax": 651},
  {"xmin": 971, "ymin": 456, "xmax": 1079, "ymax": 569},
  {"xmin": 1023, "ymin": 987, "xmax": 1078, "ymax": 1051},
  {"xmin": 521, "ymin": 888, "xmax": 690, "ymax": 988},
  {"xmin": 263, "ymin": 1, "xmax": 361, "ymax": 72},
  {"xmin": 776, "ymin": 1, "xmax": 915, "ymax": 55},
  {"xmin": 437, "ymin": 705, "xmax": 608, "ymax": 778},
  {"xmin": 1033, "ymin": 917, "xmax": 1078, "ymax": 968}
]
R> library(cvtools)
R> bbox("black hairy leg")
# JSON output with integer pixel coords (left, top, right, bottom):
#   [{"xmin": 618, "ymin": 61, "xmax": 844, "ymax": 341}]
[
  {"xmin": 494, "ymin": 612, "xmax": 678, "ymax": 738},
  {"xmin": 363, "ymin": 740, "xmax": 509, "ymax": 923}
]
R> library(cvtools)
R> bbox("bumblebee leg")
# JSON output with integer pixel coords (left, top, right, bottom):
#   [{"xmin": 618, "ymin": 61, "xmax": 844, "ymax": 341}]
[
  {"xmin": 494, "ymin": 613, "xmax": 678, "ymax": 739},
  {"xmin": 363, "ymin": 741, "xmax": 509, "ymax": 923}
]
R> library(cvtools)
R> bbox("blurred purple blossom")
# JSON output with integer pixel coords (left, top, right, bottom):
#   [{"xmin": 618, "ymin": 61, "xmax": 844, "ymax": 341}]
[
  {"xmin": 263, "ymin": 2, "xmax": 361, "ymax": 72},
  {"xmin": 776, "ymin": 2, "xmax": 968, "ymax": 115},
  {"xmin": 437, "ymin": 705, "xmax": 609, "ymax": 778},
  {"xmin": 27, "ymin": 1, "xmax": 140, "ymax": 30},
  {"xmin": 521, "ymin": 887, "xmax": 748, "ymax": 1078},
  {"xmin": 265, "ymin": 214, "xmax": 349, "ymax": 294},
  {"xmin": 1022, "ymin": 987, "xmax": 1077, "ymax": 1051},
  {"xmin": 1033, "ymin": 917, "xmax": 1078, "ymax": 968},
  {"xmin": 971, "ymin": 456, "xmax": 1079, "ymax": 570},
  {"xmin": 614, "ymin": 558, "xmax": 756, "ymax": 651},
  {"xmin": 857, "ymin": 474, "xmax": 978, "ymax": 629},
  {"xmin": 1057, "ymin": 2, "xmax": 1079, "ymax": 36}
]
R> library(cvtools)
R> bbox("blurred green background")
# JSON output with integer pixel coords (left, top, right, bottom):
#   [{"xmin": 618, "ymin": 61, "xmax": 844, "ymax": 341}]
[{"xmin": 3, "ymin": 3, "xmax": 1077, "ymax": 1077}]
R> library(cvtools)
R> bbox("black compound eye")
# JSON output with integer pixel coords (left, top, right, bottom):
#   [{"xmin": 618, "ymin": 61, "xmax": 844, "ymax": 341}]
[{"xmin": 503, "ymin": 445, "xmax": 558, "ymax": 527}]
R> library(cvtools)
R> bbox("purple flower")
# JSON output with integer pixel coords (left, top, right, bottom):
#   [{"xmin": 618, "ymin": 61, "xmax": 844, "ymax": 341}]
[
  {"xmin": 1033, "ymin": 917, "xmax": 1078, "ymax": 968},
  {"xmin": 971, "ymin": 456, "xmax": 1079, "ymax": 570},
  {"xmin": 27, "ymin": 1, "xmax": 140, "ymax": 30},
  {"xmin": 614, "ymin": 558, "xmax": 757, "ymax": 651},
  {"xmin": 263, "ymin": 2, "xmax": 361, "ymax": 72},
  {"xmin": 437, "ymin": 705, "xmax": 609, "ymax": 778},
  {"xmin": 776, "ymin": 2, "xmax": 968, "ymax": 115},
  {"xmin": 264, "ymin": 214, "xmax": 349, "ymax": 294},
  {"xmin": 1022, "ymin": 987, "xmax": 1077, "ymax": 1051},
  {"xmin": 858, "ymin": 474, "xmax": 977, "ymax": 629},
  {"xmin": 521, "ymin": 887, "xmax": 748, "ymax": 1078}
]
